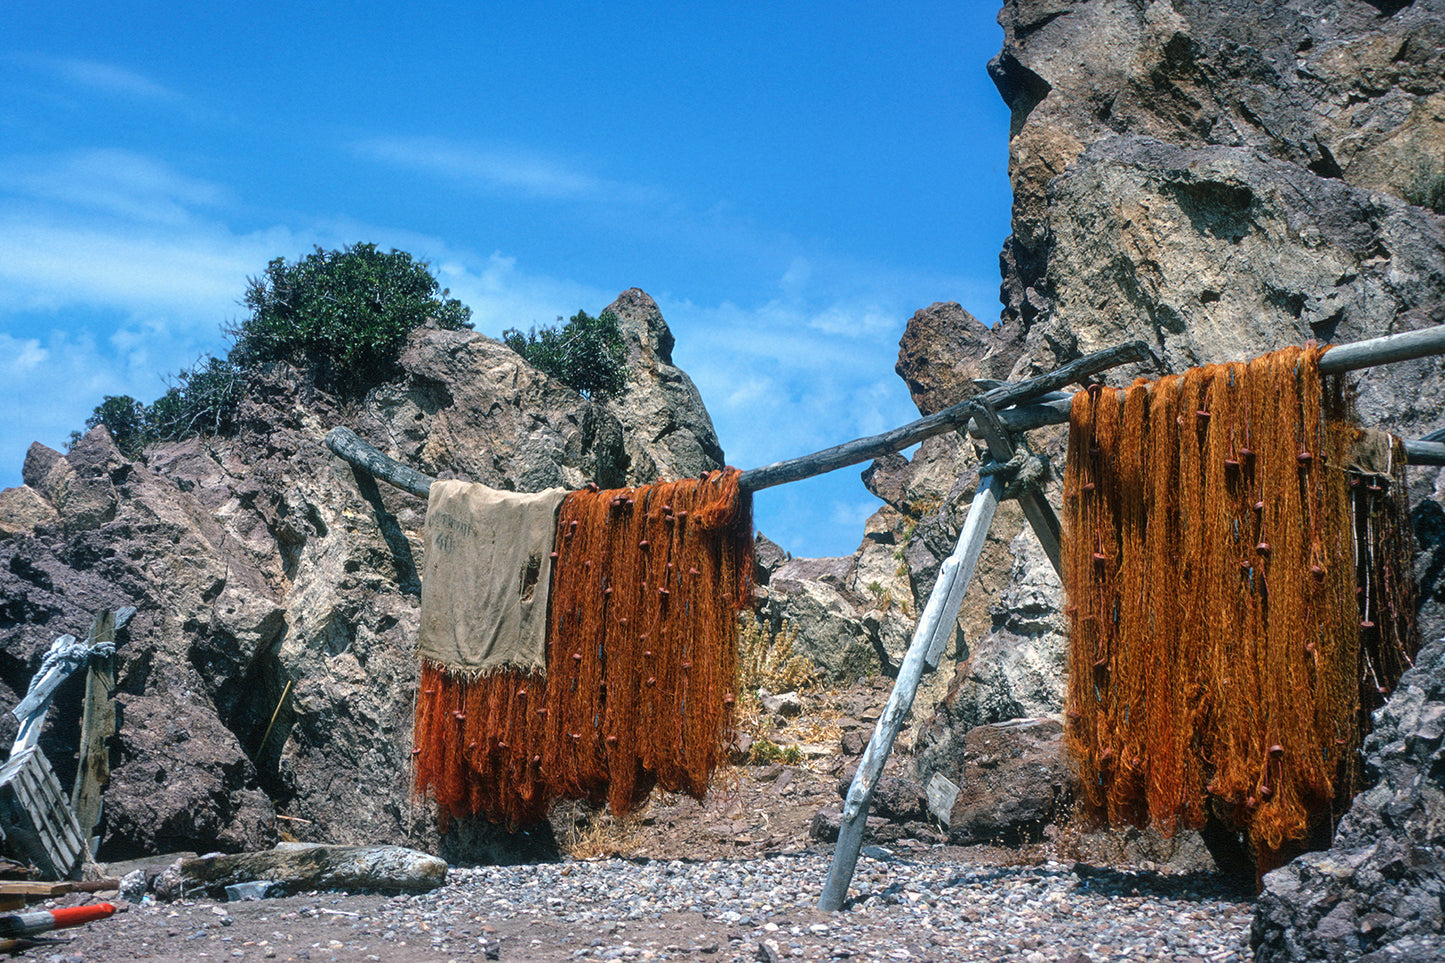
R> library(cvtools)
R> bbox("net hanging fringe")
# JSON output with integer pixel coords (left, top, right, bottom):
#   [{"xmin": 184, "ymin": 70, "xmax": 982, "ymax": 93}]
[
  {"xmin": 1062, "ymin": 344, "xmax": 1419, "ymax": 856},
  {"xmin": 412, "ymin": 468, "xmax": 754, "ymax": 827}
]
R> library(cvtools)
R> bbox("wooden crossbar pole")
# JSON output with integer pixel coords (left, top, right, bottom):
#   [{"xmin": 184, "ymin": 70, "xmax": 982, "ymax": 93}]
[
  {"xmin": 972, "ymin": 326, "xmax": 1445, "ymax": 440},
  {"xmin": 736, "ymin": 341, "xmax": 1153, "ymax": 492},
  {"xmin": 818, "ymin": 472, "xmax": 1005, "ymax": 911}
]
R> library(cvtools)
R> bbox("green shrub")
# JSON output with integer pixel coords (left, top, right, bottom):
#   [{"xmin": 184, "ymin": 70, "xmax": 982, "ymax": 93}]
[
  {"xmin": 80, "ymin": 242, "xmax": 473, "ymax": 455},
  {"xmin": 502, "ymin": 309, "xmax": 627, "ymax": 400},
  {"xmin": 1405, "ymin": 171, "xmax": 1445, "ymax": 215},
  {"xmin": 84, "ymin": 395, "xmax": 146, "ymax": 457},
  {"xmin": 232, "ymin": 243, "xmax": 471, "ymax": 389},
  {"xmin": 79, "ymin": 357, "xmax": 249, "ymax": 456},
  {"xmin": 145, "ymin": 356, "xmax": 247, "ymax": 443}
]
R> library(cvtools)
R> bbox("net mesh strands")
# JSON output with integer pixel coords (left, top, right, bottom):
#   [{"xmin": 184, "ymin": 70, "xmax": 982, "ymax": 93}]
[
  {"xmin": 412, "ymin": 469, "xmax": 753, "ymax": 827},
  {"xmin": 1062, "ymin": 344, "xmax": 1419, "ymax": 857}
]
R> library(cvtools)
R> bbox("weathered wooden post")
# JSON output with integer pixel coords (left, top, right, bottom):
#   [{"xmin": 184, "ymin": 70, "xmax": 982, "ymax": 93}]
[
  {"xmin": 818, "ymin": 470, "xmax": 1005, "ymax": 910},
  {"xmin": 2, "ymin": 607, "xmax": 130, "ymax": 878}
]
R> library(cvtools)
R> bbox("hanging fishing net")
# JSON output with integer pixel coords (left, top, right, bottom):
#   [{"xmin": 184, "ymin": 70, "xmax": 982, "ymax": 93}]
[
  {"xmin": 1061, "ymin": 344, "xmax": 1418, "ymax": 857},
  {"xmin": 413, "ymin": 468, "xmax": 754, "ymax": 827}
]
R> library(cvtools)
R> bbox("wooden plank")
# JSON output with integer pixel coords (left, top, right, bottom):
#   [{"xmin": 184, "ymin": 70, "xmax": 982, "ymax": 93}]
[
  {"xmin": 972, "ymin": 400, "xmax": 1064, "ymax": 579},
  {"xmin": 69, "ymin": 662, "xmax": 115, "ymax": 849},
  {"xmin": 0, "ymin": 749, "xmax": 85, "ymax": 880},
  {"xmin": 738, "ymin": 340, "xmax": 1155, "ymax": 492},
  {"xmin": 818, "ymin": 472, "xmax": 1004, "ymax": 911},
  {"xmin": 0, "ymin": 882, "xmax": 73, "ymax": 898},
  {"xmin": 71, "ymin": 611, "xmax": 117, "ymax": 847}
]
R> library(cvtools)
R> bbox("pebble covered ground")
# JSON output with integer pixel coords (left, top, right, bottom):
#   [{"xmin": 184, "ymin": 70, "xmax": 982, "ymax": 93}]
[{"xmin": 48, "ymin": 849, "xmax": 1254, "ymax": 963}]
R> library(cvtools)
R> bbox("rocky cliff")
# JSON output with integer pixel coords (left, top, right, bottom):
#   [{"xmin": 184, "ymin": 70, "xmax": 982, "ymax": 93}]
[
  {"xmin": 0, "ymin": 289, "xmax": 719, "ymax": 861},
  {"xmin": 877, "ymin": 0, "xmax": 1445, "ymax": 779},
  {"xmin": 856, "ymin": 0, "xmax": 1445, "ymax": 953}
]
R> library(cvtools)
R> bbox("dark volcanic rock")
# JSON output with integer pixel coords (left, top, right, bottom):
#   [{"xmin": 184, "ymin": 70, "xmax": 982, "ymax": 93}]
[
  {"xmin": 895, "ymin": 301, "xmax": 1024, "ymax": 418},
  {"xmin": 942, "ymin": 717, "xmax": 1069, "ymax": 846},
  {"xmin": 1253, "ymin": 637, "xmax": 1445, "ymax": 961}
]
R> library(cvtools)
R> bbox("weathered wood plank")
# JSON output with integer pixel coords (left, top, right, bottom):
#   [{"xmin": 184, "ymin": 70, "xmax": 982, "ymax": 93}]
[
  {"xmin": 738, "ymin": 340, "xmax": 1154, "ymax": 492},
  {"xmin": 70, "ymin": 661, "xmax": 114, "ymax": 850},
  {"xmin": 818, "ymin": 472, "xmax": 1004, "ymax": 911}
]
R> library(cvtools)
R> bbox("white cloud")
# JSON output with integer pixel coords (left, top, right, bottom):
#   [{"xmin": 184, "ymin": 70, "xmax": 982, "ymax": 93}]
[
  {"xmin": 2, "ymin": 149, "xmax": 227, "ymax": 225},
  {"xmin": 351, "ymin": 137, "xmax": 667, "ymax": 206},
  {"xmin": 0, "ymin": 335, "xmax": 47, "ymax": 375},
  {"xmin": 0, "ymin": 214, "xmax": 288, "ymax": 319},
  {"xmin": 12, "ymin": 54, "xmax": 180, "ymax": 102}
]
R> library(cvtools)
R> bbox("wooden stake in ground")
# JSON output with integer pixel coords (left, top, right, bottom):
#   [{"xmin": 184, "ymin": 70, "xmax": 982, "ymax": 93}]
[
  {"xmin": 71, "ymin": 610, "xmax": 118, "ymax": 853},
  {"xmin": 818, "ymin": 471, "xmax": 1005, "ymax": 911}
]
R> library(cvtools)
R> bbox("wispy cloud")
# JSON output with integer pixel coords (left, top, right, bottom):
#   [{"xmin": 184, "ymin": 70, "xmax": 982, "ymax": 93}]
[
  {"xmin": 13, "ymin": 54, "xmax": 181, "ymax": 102},
  {"xmin": 2, "ymin": 149, "xmax": 227, "ymax": 226},
  {"xmin": 351, "ymin": 136, "xmax": 667, "ymax": 205}
]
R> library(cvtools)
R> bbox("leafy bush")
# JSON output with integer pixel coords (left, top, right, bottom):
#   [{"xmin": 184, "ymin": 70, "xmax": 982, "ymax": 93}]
[
  {"xmin": 145, "ymin": 356, "xmax": 248, "ymax": 442},
  {"xmin": 84, "ymin": 395, "xmax": 147, "ymax": 457},
  {"xmin": 79, "ymin": 357, "xmax": 248, "ymax": 456},
  {"xmin": 80, "ymin": 242, "xmax": 473, "ymax": 456},
  {"xmin": 233, "ymin": 243, "xmax": 471, "ymax": 388},
  {"xmin": 1405, "ymin": 171, "xmax": 1445, "ymax": 215},
  {"xmin": 502, "ymin": 309, "xmax": 628, "ymax": 399}
]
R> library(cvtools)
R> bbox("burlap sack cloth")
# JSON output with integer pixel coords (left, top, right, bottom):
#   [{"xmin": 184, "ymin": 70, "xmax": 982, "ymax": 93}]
[{"xmin": 417, "ymin": 480, "xmax": 569, "ymax": 676}]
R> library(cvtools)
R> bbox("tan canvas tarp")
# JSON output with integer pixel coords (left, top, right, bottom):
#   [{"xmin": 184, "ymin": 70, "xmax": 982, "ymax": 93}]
[{"xmin": 417, "ymin": 480, "xmax": 568, "ymax": 676}]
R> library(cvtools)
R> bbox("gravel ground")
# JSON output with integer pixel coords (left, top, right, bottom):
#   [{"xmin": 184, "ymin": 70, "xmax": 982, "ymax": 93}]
[{"xmin": 40, "ymin": 850, "xmax": 1253, "ymax": 963}]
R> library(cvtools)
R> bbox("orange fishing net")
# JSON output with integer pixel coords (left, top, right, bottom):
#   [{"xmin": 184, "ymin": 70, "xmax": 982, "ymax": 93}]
[
  {"xmin": 413, "ymin": 468, "xmax": 754, "ymax": 827},
  {"xmin": 1062, "ymin": 344, "xmax": 1418, "ymax": 856}
]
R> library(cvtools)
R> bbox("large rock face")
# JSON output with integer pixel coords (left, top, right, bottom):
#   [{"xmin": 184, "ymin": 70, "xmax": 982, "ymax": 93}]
[
  {"xmin": 853, "ymin": 0, "xmax": 1445, "ymax": 900},
  {"xmin": 0, "ymin": 293, "xmax": 713, "ymax": 861},
  {"xmin": 1252, "ymin": 638, "xmax": 1445, "ymax": 961}
]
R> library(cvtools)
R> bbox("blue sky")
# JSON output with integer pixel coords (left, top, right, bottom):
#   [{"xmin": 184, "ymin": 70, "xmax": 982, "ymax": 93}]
[{"xmin": 0, "ymin": 1, "xmax": 1012, "ymax": 558}]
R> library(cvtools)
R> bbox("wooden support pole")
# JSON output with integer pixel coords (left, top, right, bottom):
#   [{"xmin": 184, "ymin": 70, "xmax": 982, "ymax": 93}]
[
  {"xmin": 325, "ymin": 341, "xmax": 1156, "ymax": 499},
  {"xmin": 325, "ymin": 427, "xmax": 433, "ymax": 498},
  {"xmin": 1404, "ymin": 440, "xmax": 1445, "ymax": 466},
  {"xmin": 737, "ymin": 340, "xmax": 1154, "ymax": 492},
  {"xmin": 70, "ymin": 611, "xmax": 117, "ymax": 852},
  {"xmin": 1317, "ymin": 324, "xmax": 1445, "ymax": 375},
  {"xmin": 973, "ymin": 326, "xmax": 1445, "ymax": 438},
  {"xmin": 818, "ymin": 472, "xmax": 1004, "ymax": 911},
  {"xmin": 971, "ymin": 399, "xmax": 1064, "ymax": 578}
]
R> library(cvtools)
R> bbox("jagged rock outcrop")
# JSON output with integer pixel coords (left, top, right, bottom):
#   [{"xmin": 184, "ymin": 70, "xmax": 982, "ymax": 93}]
[
  {"xmin": 0, "ymin": 293, "xmax": 714, "ymax": 862},
  {"xmin": 818, "ymin": 0, "xmax": 1445, "ymax": 896},
  {"xmin": 895, "ymin": 0, "xmax": 1445, "ymax": 774},
  {"xmin": 755, "ymin": 509, "xmax": 918, "ymax": 683},
  {"xmin": 939, "ymin": 717, "xmax": 1069, "ymax": 846},
  {"xmin": 601, "ymin": 288, "xmax": 725, "ymax": 482},
  {"xmin": 1252, "ymin": 637, "xmax": 1445, "ymax": 961}
]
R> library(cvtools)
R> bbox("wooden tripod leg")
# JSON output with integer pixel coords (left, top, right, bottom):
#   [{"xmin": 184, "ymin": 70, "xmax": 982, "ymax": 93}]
[{"xmin": 818, "ymin": 473, "xmax": 1004, "ymax": 911}]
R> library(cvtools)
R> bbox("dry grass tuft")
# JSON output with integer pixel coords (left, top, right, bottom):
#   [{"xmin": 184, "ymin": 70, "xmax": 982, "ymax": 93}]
[
  {"xmin": 732, "ymin": 617, "xmax": 817, "ymax": 761},
  {"xmin": 557, "ymin": 803, "xmax": 653, "ymax": 860}
]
